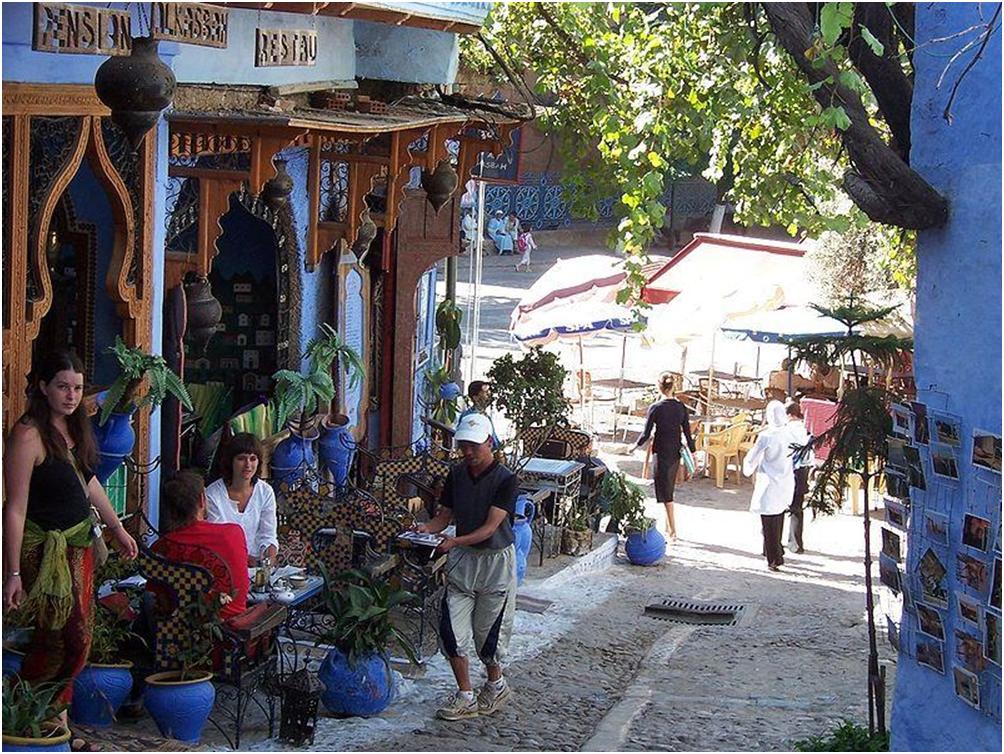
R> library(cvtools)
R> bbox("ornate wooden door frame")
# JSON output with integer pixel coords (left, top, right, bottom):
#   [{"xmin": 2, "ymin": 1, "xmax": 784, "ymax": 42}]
[{"xmin": 2, "ymin": 83, "xmax": 155, "ymax": 512}]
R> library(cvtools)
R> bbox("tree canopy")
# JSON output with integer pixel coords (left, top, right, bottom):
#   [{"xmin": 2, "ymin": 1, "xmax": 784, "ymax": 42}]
[{"xmin": 464, "ymin": 3, "xmax": 992, "ymax": 302}]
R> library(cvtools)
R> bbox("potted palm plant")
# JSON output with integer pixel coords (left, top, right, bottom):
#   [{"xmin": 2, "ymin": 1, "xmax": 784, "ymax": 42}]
[
  {"xmin": 142, "ymin": 592, "xmax": 223, "ymax": 744},
  {"xmin": 561, "ymin": 501, "xmax": 595, "ymax": 556},
  {"xmin": 94, "ymin": 336, "xmax": 192, "ymax": 483},
  {"xmin": 2, "ymin": 677, "xmax": 71, "ymax": 752},
  {"xmin": 315, "ymin": 568, "xmax": 418, "ymax": 717},
  {"xmin": 270, "ymin": 364, "xmax": 335, "ymax": 486},
  {"xmin": 69, "ymin": 604, "xmax": 140, "ymax": 727},
  {"xmin": 304, "ymin": 323, "xmax": 365, "ymax": 486},
  {"xmin": 601, "ymin": 471, "xmax": 665, "ymax": 566}
]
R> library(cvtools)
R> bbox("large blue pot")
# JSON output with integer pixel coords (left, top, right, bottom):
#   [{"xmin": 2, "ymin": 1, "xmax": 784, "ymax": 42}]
[
  {"xmin": 625, "ymin": 528, "xmax": 666, "ymax": 566},
  {"xmin": 92, "ymin": 411, "xmax": 136, "ymax": 484},
  {"xmin": 3, "ymin": 649, "xmax": 25, "ymax": 678},
  {"xmin": 2, "ymin": 730, "xmax": 71, "ymax": 752},
  {"xmin": 513, "ymin": 494, "xmax": 535, "ymax": 585},
  {"xmin": 318, "ymin": 420, "xmax": 355, "ymax": 487},
  {"xmin": 271, "ymin": 434, "xmax": 316, "ymax": 486},
  {"xmin": 143, "ymin": 671, "xmax": 215, "ymax": 744},
  {"xmin": 439, "ymin": 382, "xmax": 462, "ymax": 401},
  {"xmin": 71, "ymin": 663, "xmax": 133, "ymax": 727},
  {"xmin": 317, "ymin": 647, "xmax": 394, "ymax": 717}
]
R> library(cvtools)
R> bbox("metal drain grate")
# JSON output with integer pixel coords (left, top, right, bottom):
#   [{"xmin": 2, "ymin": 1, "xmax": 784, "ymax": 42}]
[{"xmin": 644, "ymin": 599, "xmax": 746, "ymax": 626}]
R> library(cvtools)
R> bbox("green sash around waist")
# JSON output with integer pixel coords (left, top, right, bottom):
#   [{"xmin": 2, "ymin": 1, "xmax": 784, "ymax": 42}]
[{"xmin": 20, "ymin": 517, "xmax": 93, "ymax": 630}]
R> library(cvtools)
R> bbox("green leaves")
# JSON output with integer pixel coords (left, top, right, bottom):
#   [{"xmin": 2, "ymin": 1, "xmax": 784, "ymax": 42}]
[
  {"xmin": 858, "ymin": 26, "xmax": 885, "ymax": 57},
  {"xmin": 304, "ymin": 323, "xmax": 365, "ymax": 391},
  {"xmin": 2, "ymin": 677, "xmax": 68, "ymax": 739},
  {"xmin": 819, "ymin": 2, "xmax": 854, "ymax": 46},
  {"xmin": 271, "ymin": 367, "xmax": 336, "ymax": 431},
  {"xmin": 99, "ymin": 337, "xmax": 193, "ymax": 426},
  {"xmin": 599, "ymin": 471, "xmax": 651, "ymax": 534},
  {"xmin": 486, "ymin": 347, "xmax": 570, "ymax": 438}
]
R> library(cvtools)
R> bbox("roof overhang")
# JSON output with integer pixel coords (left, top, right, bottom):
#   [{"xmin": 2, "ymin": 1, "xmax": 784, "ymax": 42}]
[{"xmin": 221, "ymin": 1, "xmax": 490, "ymax": 34}]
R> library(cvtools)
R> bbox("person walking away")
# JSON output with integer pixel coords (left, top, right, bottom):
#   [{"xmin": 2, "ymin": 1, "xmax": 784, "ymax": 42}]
[
  {"xmin": 414, "ymin": 413, "xmax": 518, "ymax": 720},
  {"xmin": 743, "ymin": 401, "xmax": 797, "ymax": 571},
  {"xmin": 487, "ymin": 210, "xmax": 513, "ymax": 255},
  {"xmin": 786, "ymin": 401, "xmax": 813, "ymax": 553},
  {"xmin": 633, "ymin": 372, "xmax": 696, "ymax": 540},
  {"xmin": 3, "ymin": 351, "xmax": 138, "ymax": 748},
  {"xmin": 515, "ymin": 225, "xmax": 537, "ymax": 272}
]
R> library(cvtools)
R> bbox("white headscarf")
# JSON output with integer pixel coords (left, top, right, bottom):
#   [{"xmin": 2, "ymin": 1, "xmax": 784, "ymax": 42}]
[{"xmin": 744, "ymin": 400, "xmax": 797, "ymax": 515}]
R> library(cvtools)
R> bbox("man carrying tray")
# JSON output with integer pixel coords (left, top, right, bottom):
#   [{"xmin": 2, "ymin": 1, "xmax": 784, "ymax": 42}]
[{"xmin": 413, "ymin": 412, "xmax": 518, "ymax": 720}]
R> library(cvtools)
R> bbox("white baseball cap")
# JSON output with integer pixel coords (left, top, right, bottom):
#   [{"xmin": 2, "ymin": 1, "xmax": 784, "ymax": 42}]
[{"xmin": 455, "ymin": 413, "xmax": 493, "ymax": 444}]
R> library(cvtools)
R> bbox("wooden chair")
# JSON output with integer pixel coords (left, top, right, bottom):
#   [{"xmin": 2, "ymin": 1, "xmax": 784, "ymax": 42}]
[{"xmin": 703, "ymin": 422, "xmax": 749, "ymax": 488}]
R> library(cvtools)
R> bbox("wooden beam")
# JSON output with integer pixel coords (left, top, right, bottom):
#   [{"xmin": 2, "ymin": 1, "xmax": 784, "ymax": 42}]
[{"xmin": 2, "ymin": 83, "xmax": 109, "ymax": 116}]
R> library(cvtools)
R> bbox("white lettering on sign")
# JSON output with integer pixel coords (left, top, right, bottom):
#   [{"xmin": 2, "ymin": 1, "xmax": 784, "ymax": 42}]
[
  {"xmin": 254, "ymin": 28, "xmax": 317, "ymax": 67},
  {"xmin": 32, "ymin": 3, "xmax": 132, "ymax": 55},
  {"xmin": 150, "ymin": 2, "xmax": 229, "ymax": 48}
]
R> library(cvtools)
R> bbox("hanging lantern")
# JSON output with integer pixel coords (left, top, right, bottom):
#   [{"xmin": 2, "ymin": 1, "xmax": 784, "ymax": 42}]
[
  {"xmin": 263, "ymin": 159, "xmax": 295, "ymax": 210},
  {"xmin": 351, "ymin": 208, "xmax": 378, "ymax": 258},
  {"xmin": 94, "ymin": 37, "xmax": 176, "ymax": 150},
  {"xmin": 420, "ymin": 160, "xmax": 459, "ymax": 213},
  {"xmin": 184, "ymin": 275, "xmax": 222, "ymax": 354}
]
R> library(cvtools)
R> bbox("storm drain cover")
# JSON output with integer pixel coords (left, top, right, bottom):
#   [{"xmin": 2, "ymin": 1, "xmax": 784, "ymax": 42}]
[{"xmin": 644, "ymin": 598, "xmax": 747, "ymax": 626}]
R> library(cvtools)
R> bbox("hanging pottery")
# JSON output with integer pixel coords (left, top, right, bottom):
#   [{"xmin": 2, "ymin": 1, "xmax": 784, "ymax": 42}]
[
  {"xmin": 420, "ymin": 160, "xmax": 459, "ymax": 212},
  {"xmin": 350, "ymin": 208, "xmax": 378, "ymax": 257},
  {"xmin": 184, "ymin": 275, "xmax": 222, "ymax": 354},
  {"xmin": 94, "ymin": 37, "xmax": 176, "ymax": 150},
  {"xmin": 263, "ymin": 159, "xmax": 295, "ymax": 209}
]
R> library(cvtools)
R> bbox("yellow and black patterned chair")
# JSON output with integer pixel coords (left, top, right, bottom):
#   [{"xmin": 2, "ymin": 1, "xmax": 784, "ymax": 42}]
[{"xmin": 519, "ymin": 426, "xmax": 592, "ymax": 460}]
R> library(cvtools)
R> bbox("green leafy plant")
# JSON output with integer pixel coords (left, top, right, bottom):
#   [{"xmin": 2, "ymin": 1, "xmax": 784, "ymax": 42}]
[
  {"xmin": 565, "ymin": 501, "xmax": 595, "ymax": 532},
  {"xmin": 318, "ymin": 567, "xmax": 418, "ymax": 667},
  {"xmin": 794, "ymin": 720, "xmax": 889, "ymax": 752},
  {"xmin": 423, "ymin": 364, "xmax": 461, "ymax": 425},
  {"xmin": 435, "ymin": 299, "xmax": 463, "ymax": 371},
  {"xmin": 271, "ymin": 368, "xmax": 336, "ymax": 432},
  {"xmin": 99, "ymin": 336, "xmax": 193, "ymax": 426},
  {"xmin": 305, "ymin": 323, "xmax": 365, "ymax": 388},
  {"xmin": 1, "ymin": 677, "xmax": 67, "ymax": 739},
  {"xmin": 599, "ymin": 471, "xmax": 653, "ymax": 534},
  {"xmin": 174, "ymin": 592, "xmax": 226, "ymax": 681},
  {"xmin": 486, "ymin": 347, "xmax": 570, "ymax": 440},
  {"xmin": 89, "ymin": 604, "xmax": 144, "ymax": 665}
]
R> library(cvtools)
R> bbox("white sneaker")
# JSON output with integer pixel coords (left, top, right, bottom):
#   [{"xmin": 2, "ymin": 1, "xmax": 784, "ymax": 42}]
[
  {"xmin": 476, "ymin": 679, "xmax": 512, "ymax": 715},
  {"xmin": 435, "ymin": 690, "xmax": 479, "ymax": 721}
]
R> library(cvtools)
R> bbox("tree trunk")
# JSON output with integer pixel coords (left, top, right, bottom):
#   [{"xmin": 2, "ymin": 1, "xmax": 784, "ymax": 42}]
[
  {"xmin": 861, "ymin": 465, "xmax": 883, "ymax": 735},
  {"xmin": 762, "ymin": 2, "xmax": 948, "ymax": 229}
]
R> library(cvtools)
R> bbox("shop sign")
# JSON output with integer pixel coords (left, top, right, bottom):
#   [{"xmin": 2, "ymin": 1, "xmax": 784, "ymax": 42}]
[
  {"xmin": 32, "ymin": 3, "xmax": 132, "ymax": 56},
  {"xmin": 150, "ymin": 2, "xmax": 229, "ymax": 48},
  {"xmin": 254, "ymin": 28, "xmax": 317, "ymax": 67}
]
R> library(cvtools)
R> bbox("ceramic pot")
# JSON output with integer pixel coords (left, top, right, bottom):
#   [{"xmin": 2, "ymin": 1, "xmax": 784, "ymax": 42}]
[
  {"xmin": 263, "ymin": 159, "xmax": 294, "ymax": 209},
  {"xmin": 183, "ymin": 275, "xmax": 222, "ymax": 354},
  {"xmin": 513, "ymin": 494, "xmax": 535, "ymax": 585},
  {"xmin": 420, "ymin": 160, "xmax": 459, "ymax": 212},
  {"xmin": 271, "ymin": 431, "xmax": 317, "ymax": 487},
  {"xmin": 92, "ymin": 411, "xmax": 136, "ymax": 484},
  {"xmin": 143, "ymin": 671, "xmax": 215, "ymax": 744},
  {"xmin": 94, "ymin": 37, "xmax": 176, "ymax": 149},
  {"xmin": 2, "ymin": 728, "xmax": 71, "ymax": 752},
  {"xmin": 317, "ymin": 648, "xmax": 394, "ymax": 717},
  {"xmin": 625, "ymin": 527, "xmax": 667, "ymax": 566},
  {"xmin": 71, "ymin": 662, "xmax": 134, "ymax": 727},
  {"xmin": 317, "ymin": 415, "xmax": 355, "ymax": 487}
]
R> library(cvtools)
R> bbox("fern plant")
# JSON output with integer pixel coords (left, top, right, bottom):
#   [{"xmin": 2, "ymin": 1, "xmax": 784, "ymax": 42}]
[
  {"xmin": 304, "ymin": 323, "xmax": 365, "ymax": 384},
  {"xmin": 271, "ymin": 368, "xmax": 335, "ymax": 432},
  {"xmin": 99, "ymin": 336, "xmax": 193, "ymax": 426},
  {"xmin": 600, "ymin": 471, "xmax": 653, "ymax": 534},
  {"xmin": 2, "ymin": 677, "xmax": 67, "ymax": 739}
]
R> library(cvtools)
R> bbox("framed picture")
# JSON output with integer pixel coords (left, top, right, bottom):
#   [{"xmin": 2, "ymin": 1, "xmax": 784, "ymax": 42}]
[
  {"xmin": 886, "ymin": 435, "xmax": 908, "ymax": 470},
  {"xmin": 919, "ymin": 547, "xmax": 949, "ymax": 608},
  {"xmin": 952, "ymin": 666, "xmax": 980, "ymax": 709},
  {"xmin": 903, "ymin": 445, "xmax": 927, "ymax": 491},
  {"xmin": 910, "ymin": 401, "xmax": 930, "ymax": 445},
  {"xmin": 972, "ymin": 429, "xmax": 1002, "ymax": 474},
  {"xmin": 916, "ymin": 635, "xmax": 944, "ymax": 674},
  {"xmin": 961, "ymin": 514, "xmax": 992, "ymax": 552},
  {"xmin": 956, "ymin": 594, "xmax": 981, "ymax": 627},
  {"xmin": 885, "ymin": 496, "xmax": 909, "ymax": 530},
  {"xmin": 991, "ymin": 557, "xmax": 1001, "ymax": 610},
  {"xmin": 957, "ymin": 553, "xmax": 989, "ymax": 592},
  {"xmin": 881, "ymin": 527, "xmax": 902, "ymax": 562},
  {"xmin": 924, "ymin": 510, "xmax": 949, "ymax": 546},
  {"xmin": 984, "ymin": 610, "xmax": 1001, "ymax": 667},
  {"xmin": 879, "ymin": 554, "xmax": 901, "ymax": 593},
  {"xmin": 891, "ymin": 403, "xmax": 912, "ymax": 438},
  {"xmin": 885, "ymin": 470, "xmax": 910, "ymax": 500},
  {"xmin": 954, "ymin": 629, "xmax": 986, "ymax": 673},
  {"xmin": 917, "ymin": 602, "xmax": 946, "ymax": 640},
  {"xmin": 930, "ymin": 411, "xmax": 962, "ymax": 447},
  {"xmin": 931, "ymin": 443, "xmax": 960, "ymax": 481}
]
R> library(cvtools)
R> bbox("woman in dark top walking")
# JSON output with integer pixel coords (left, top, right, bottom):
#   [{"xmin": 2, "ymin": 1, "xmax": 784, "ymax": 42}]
[
  {"xmin": 3, "ymin": 351, "xmax": 138, "ymax": 739},
  {"xmin": 633, "ymin": 372, "xmax": 696, "ymax": 540}
]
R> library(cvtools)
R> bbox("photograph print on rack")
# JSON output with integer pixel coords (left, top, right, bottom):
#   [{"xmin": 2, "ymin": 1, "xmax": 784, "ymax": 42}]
[
  {"xmin": 991, "ymin": 556, "xmax": 1001, "ymax": 611},
  {"xmin": 903, "ymin": 445, "xmax": 927, "ymax": 491},
  {"xmin": 962, "ymin": 513, "xmax": 992, "ymax": 552},
  {"xmin": 891, "ymin": 403, "xmax": 912, "ymax": 438},
  {"xmin": 930, "ymin": 443, "xmax": 960, "ymax": 481},
  {"xmin": 885, "ymin": 470, "xmax": 910, "ymax": 500},
  {"xmin": 952, "ymin": 666, "xmax": 980, "ymax": 709},
  {"xmin": 881, "ymin": 527, "xmax": 902, "ymax": 562},
  {"xmin": 879, "ymin": 554, "xmax": 901, "ymax": 594},
  {"xmin": 919, "ymin": 547, "xmax": 949, "ymax": 608},
  {"xmin": 972, "ymin": 429, "xmax": 1002, "ymax": 474},
  {"xmin": 886, "ymin": 435, "xmax": 908, "ymax": 469},
  {"xmin": 917, "ymin": 602, "xmax": 946, "ymax": 640},
  {"xmin": 957, "ymin": 553, "xmax": 989, "ymax": 592},
  {"xmin": 911, "ymin": 401, "xmax": 930, "ymax": 445},
  {"xmin": 886, "ymin": 615, "xmax": 900, "ymax": 651},
  {"xmin": 984, "ymin": 610, "xmax": 1001, "ymax": 667},
  {"xmin": 957, "ymin": 594, "xmax": 981, "ymax": 626},
  {"xmin": 885, "ymin": 496, "xmax": 909, "ymax": 530},
  {"xmin": 954, "ymin": 629, "xmax": 986, "ymax": 673},
  {"xmin": 930, "ymin": 411, "xmax": 963, "ymax": 448},
  {"xmin": 924, "ymin": 510, "xmax": 949, "ymax": 545},
  {"xmin": 916, "ymin": 634, "xmax": 945, "ymax": 674}
]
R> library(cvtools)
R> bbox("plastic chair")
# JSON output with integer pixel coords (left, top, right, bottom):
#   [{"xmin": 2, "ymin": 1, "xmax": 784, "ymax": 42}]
[{"xmin": 704, "ymin": 423, "xmax": 749, "ymax": 488}]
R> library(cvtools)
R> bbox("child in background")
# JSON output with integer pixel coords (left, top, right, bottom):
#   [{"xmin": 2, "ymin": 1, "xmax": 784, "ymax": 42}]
[{"xmin": 515, "ymin": 225, "xmax": 537, "ymax": 272}]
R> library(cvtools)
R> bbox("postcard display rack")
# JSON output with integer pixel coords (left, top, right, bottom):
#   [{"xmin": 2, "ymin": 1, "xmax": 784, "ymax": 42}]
[{"xmin": 882, "ymin": 398, "xmax": 1001, "ymax": 720}]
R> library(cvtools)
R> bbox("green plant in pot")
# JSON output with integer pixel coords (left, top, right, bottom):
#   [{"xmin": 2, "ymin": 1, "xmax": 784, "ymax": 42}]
[
  {"xmin": 270, "ymin": 363, "xmax": 335, "ymax": 485},
  {"xmin": 142, "ymin": 592, "xmax": 224, "ymax": 744},
  {"xmin": 2, "ymin": 677, "xmax": 71, "ymax": 751},
  {"xmin": 315, "ymin": 568, "xmax": 418, "ymax": 717},
  {"xmin": 560, "ymin": 501, "xmax": 595, "ymax": 556},
  {"xmin": 70, "ymin": 604, "xmax": 142, "ymax": 727},
  {"xmin": 487, "ymin": 347, "xmax": 570, "ymax": 453},
  {"xmin": 601, "ymin": 471, "xmax": 665, "ymax": 566},
  {"xmin": 93, "ymin": 337, "xmax": 193, "ymax": 484}
]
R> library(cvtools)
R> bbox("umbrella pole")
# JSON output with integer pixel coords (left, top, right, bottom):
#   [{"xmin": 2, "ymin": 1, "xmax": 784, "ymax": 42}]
[
  {"xmin": 578, "ymin": 335, "xmax": 587, "ymax": 428},
  {"xmin": 613, "ymin": 333, "xmax": 627, "ymax": 434},
  {"xmin": 786, "ymin": 345, "xmax": 793, "ymax": 398},
  {"xmin": 755, "ymin": 345, "xmax": 761, "ymax": 380},
  {"xmin": 706, "ymin": 331, "xmax": 716, "ymax": 416}
]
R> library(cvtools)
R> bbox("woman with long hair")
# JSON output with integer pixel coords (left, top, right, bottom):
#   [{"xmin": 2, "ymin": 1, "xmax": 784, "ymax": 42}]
[
  {"xmin": 3, "ymin": 350, "xmax": 138, "ymax": 733},
  {"xmin": 633, "ymin": 372, "xmax": 696, "ymax": 540}
]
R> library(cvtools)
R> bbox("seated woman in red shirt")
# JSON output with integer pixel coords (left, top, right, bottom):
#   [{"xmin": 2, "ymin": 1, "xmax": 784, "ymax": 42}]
[{"xmin": 153, "ymin": 472, "xmax": 249, "ymax": 621}]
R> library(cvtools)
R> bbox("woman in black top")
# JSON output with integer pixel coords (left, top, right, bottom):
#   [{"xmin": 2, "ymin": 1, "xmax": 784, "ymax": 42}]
[
  {"xmin": 3, "ymin": 351, "xmax": 138, "ymax": 729},
  {"xmin": 634, "ymin": 372, "xmax": 696, "ymax": 539}
]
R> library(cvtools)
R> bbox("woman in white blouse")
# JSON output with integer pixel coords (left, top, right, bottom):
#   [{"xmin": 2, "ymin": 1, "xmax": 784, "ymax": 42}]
[
  {"xmin": 743, "ymin": 401, "xmax": 797, "ymax": 571},
  {"xmin": 205, "ymin": 433, "xmax": 278, "ymax": 566}
]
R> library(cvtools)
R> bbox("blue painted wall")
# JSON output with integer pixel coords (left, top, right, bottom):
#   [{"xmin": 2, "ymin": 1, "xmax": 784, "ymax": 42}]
[
  {"xmin": 890, "ymin": 4, "xmax": 1002, "ymax": 751},
  {"xmin": 355, "ymin": 21, "xmax": 459, "ymax": 84}
]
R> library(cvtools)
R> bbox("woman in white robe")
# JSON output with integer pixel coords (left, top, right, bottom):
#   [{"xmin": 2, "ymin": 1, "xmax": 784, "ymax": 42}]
[{"xmin": 743, "ymin": 401, "xmax": 797, "ymax": 570}]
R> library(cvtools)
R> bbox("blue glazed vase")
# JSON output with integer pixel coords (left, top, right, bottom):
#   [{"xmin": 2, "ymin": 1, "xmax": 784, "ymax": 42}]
[
  {"xmin": 317, "ymin": 647, "xmax": 395, "ymax": 717},
  {"xmin": 271, "ymin": 434, "xmax": 316, "ymax": 486},
  {"xmin": 625, "ymin": 527, "xmax": 666, "ymax": 566},
  {"xmin": 513, "ymin": 494, "xmax": 536, "ymax": 585},
  {"xmin": 71, "ymin": 663, "xmax": 134, "ymax": 727},
  {"xmin": 143, "ymin": 671, "xmax": 216, "ymax": 744},
  {"xmin": 2, "ymin": 730, "xmax": 71, "ymax": 752},
  {"xmin": 318, "ymin": 418, "xmax": 355, "ymax": 487},
  {"xmin": 92, "ymin": 411, "xmax": 136, "ymax": 484},
  {"xmin": 439, "ymin": 382, "xmax": 462, "ymax": 401}
]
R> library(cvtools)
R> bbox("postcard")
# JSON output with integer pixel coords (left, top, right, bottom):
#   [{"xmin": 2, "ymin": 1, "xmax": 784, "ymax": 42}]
[
  {"xmin": 885, "ymin": 496, "xmax": 908, "ymax": 530},
  {"xmin": 891, "ymin": 403, "xmax": 912, "ymax": 438},
  {"xmin": 879, "ymin": 554, "xmax": 901, "ymax": 594},
  {"xmin": 911, "ymin": 401, "xmax": 930, "ymax": 445},
  {"xmin": 930, "ymin": 443, "xmax": 959, "ymax": 481},
  {"xmin": 885, "ymin": 470, "xmax": 910, "ymax": 500},
  {"xmin": 881, "ymin": 527, "xmax": 902, "ymax": 562},
  {"xmin": 886, "ymin": 435, "xmax": 907, "ymax": 469},
  {"xmin": 903, "ymin": 445, "xmax": 927, "ymax": 490},
  {"xmin": 924, "ymin": 510, "xmax": 949, "ymax": 546},
  {"xmin": 972, "ymin": 429, "xmax": 1002, "ymax": 474},
  {"xmin": 930, "ymin": 410, "xmax": 962, "ymax": 447},
  {"xmin": 886, "ymin": 616, "xmax": 900, "ymax": 651},
  {"xmin": 957, "ymin": 594, "xmax": 981, "ymax": 626},
  {"xmin": 991, "ymin": 557, "xmax": 1001, "ymax": 610},
  {"xmin": 917, "ymin": 602, "xmax": 946, "ymax": 640},
  {"xmin": 984, "ymin": 610, "xmax": 1001, "ymax": 667},
  {"xmin": 916, "ymin": 635, "xmax": 944, "ymax": 674},
  {"xmin": 919, "ymin": 547, "xmax": 949, "ymax": 608},
  {"xmin": 962, "ymin": 513, "xmax": 991, "ymax": 552},
  {"xmin": 954, "ymin": 629, "xmax": 986, "ymax": 673},
  {"xmin": 952, "ymin": 666, "xmax": 980, "ymax": 709},
  {"xmin": 957, "ymin": 552, "xmax": 989, "ymax": 592}
]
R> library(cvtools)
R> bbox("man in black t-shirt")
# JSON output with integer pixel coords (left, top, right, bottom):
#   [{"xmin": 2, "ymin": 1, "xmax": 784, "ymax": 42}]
[{"xmin": 415, "ymin": 413, "xmax": 517, "ymax": 720}]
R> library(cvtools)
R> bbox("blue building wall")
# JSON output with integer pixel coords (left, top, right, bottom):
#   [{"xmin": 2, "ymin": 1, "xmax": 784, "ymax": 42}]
[
  {"xmin": 890, "ymin": 4, "xmax": 1002, "ymax": 751},
  {"xmin": 355, "ymin": 21, "xmax": 459, "ymax": 84}
]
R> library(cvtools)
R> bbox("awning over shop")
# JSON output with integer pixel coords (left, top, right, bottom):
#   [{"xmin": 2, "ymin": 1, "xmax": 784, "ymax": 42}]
[{"xmin": 224, "ymin": 1, "xmax": 491, "ymax": 34}]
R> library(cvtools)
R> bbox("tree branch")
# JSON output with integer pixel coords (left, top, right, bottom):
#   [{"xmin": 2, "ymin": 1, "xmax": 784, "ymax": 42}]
[
  {"xmin": 762, "ymin": 2, "xmax": 948, "ymax": 230},
  {"xmin": 535, "ymin": 2, "xmax": 630, "ymax": 86},
  {"xmin": 942, "ymin": 4, "xmax": 1001, "ymax": 125}
]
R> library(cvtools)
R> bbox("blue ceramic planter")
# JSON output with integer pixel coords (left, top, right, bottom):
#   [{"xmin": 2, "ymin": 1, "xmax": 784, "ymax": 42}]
[
  {"xmin": 439, "ymin": 382, "xmax": 462, "ymax": 401},
  {"xmin": 625, "ymin": 528, "xmax": 666, "ymax": 566},
  {"xmin": 271, "ymin": 434, "xmax": 316, "ymax": 486},
  {"xmin": 92, "ymin": 411, "xmax": 136, "ymax": 484},
  {"xmin": 2, "ymin": 731, "xmax": 71, "ymax": 752},
  {"xmin": 513, "ymin": 494, "xmax": 536, "ymax": 585},
  {"xmin": 317, "ymin": 647, "xmax": 394, "ymax": 717},
  {"xmin": 318, "ymin": 420, "xmax": 355, "ymax": 487},
  {"xmin": 143, "ymin": 671, "xmax": 215, "ymax": 744},
  {"xmin": 71, "ymin": 663, "xmax": 134, "ymax": 727}
]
